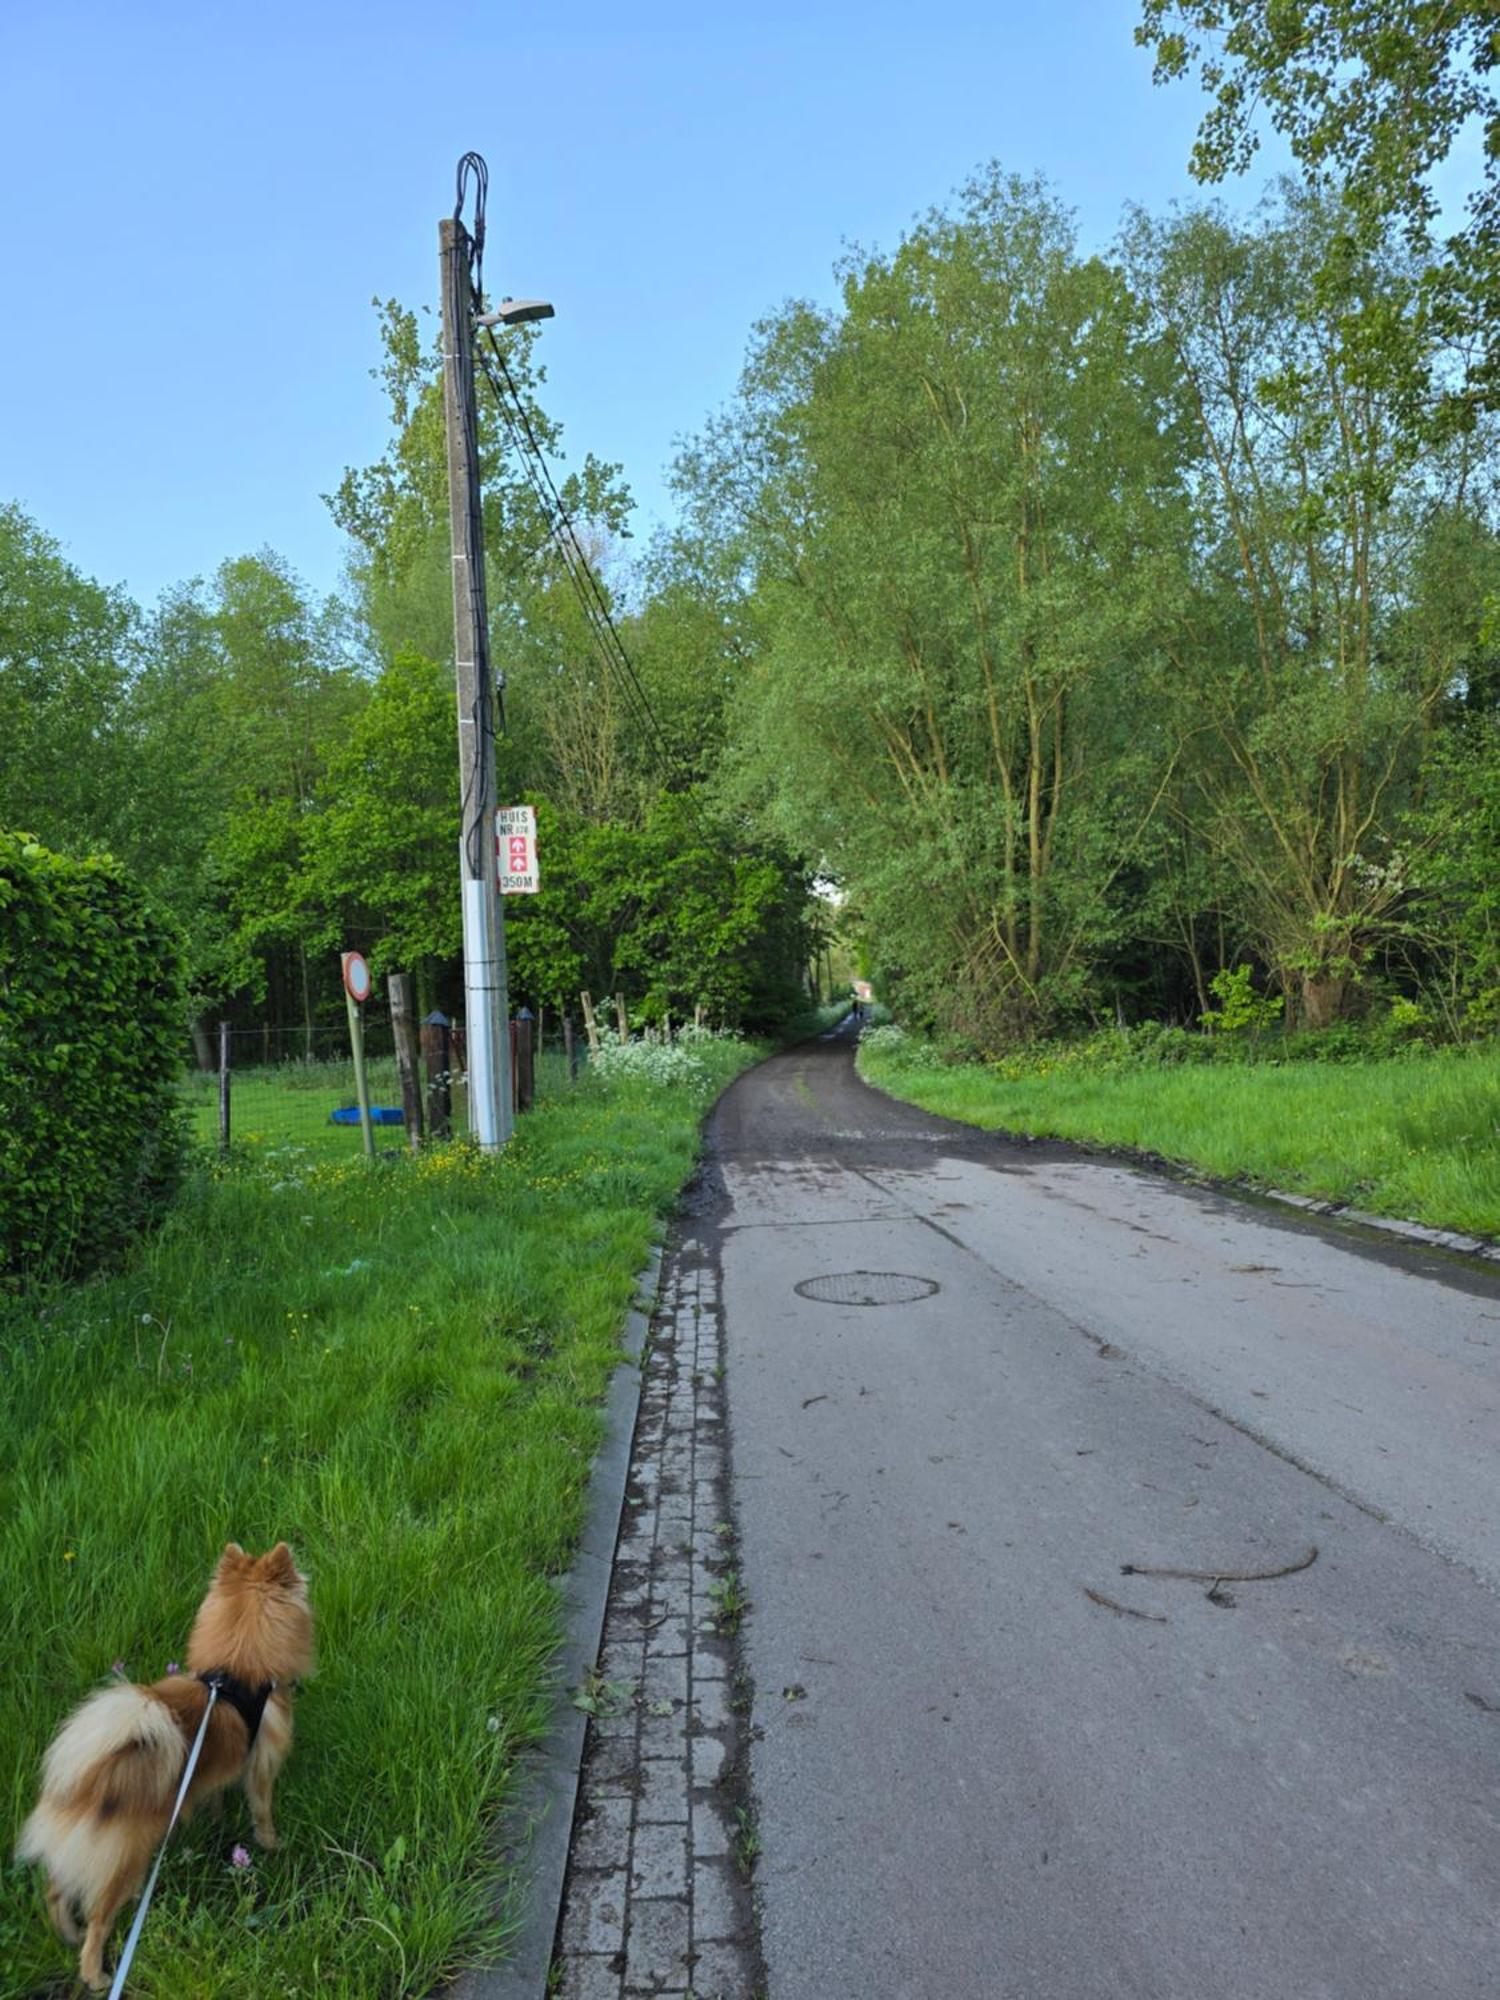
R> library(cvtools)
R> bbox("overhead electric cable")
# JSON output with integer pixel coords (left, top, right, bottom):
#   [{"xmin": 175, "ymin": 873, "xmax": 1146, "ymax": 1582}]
[
  {"xmin": 481, "ymin": 336, "xmax": 671, "ymax": 736},
  {"xmin": 453, "ymin": 151, "xmax": 709, "ymax": 836},
  {"xmin": 474, "ymin": 335, "xmax": 710, "ymax": 830},
  {"xmin": 478, "ymin": 333, "xmax": 688, "ymax": 781}
]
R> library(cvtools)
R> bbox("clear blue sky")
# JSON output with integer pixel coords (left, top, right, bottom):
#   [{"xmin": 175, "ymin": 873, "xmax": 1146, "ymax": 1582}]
[{"xmin": 2, "ymin": 1, "xmax": 1275, "ymax": 611}]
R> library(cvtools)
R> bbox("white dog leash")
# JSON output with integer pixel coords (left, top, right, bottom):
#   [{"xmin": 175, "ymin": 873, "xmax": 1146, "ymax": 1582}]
[{"xmin": 106, "ymin": 1678, "xmax": 220, "ymax": 2000}]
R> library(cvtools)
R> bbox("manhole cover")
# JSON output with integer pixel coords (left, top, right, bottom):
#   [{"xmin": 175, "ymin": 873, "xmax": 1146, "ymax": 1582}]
[{"xmin": 794, "ymin": 1271, "xmax": 940, "ymax": 1307}]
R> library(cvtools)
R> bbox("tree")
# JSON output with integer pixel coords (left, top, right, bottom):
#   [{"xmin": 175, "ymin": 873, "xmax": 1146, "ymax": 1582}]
[
  {"xmin": 1137, "ymin": 1, "xmax": 1500, "ymax": 412},
  {"xmin": 681, "ymin": 170, "xmax": 1188, "ymax": 1041},
  {"xmin": 1125, "ymin": 190, "xmax": 1498, "ymax": 1023},
  {"xmin": 1403, "ymin": 712, "xmax": 1500, "ymax": 1029},
  {"xmin": 328, "ymin": 300, "xmax": 631, "ymax": 671},
  {"xmin": 503, "ymin": 795, "xmax": 816, "ymax": 1029},
  {"xmin": 302, "ymin": 650, "xmax": 461, "ymax": 989},
  {"xmin": 0, "ymin": 505, "xmax": 135, "ymax": 854},
  {"xmin": 119, "ymin": 554, "xmax": 367, "ymax": 1042}
]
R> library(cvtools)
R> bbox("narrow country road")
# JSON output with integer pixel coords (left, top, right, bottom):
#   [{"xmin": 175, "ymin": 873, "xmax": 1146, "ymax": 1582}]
[{"xmin": 701, "ymin": 1023, "xmax": 1500, "ymax": 2000}]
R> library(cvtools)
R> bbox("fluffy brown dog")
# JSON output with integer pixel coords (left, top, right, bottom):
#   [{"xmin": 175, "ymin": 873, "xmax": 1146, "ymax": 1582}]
[{"xmin": 17, "ymin": 1541, "xmax": 314, "ymax": 1992}]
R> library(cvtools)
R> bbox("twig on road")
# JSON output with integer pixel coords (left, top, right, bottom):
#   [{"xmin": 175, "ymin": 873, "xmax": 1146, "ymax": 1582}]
[
  {"xmin": 1120, "ymin": 1545, "xmax": 1318, "ymax": 1584},
  {"xmin": 1084, "ymin": 1587, "xmax": 1167, "ymax": 1623}
]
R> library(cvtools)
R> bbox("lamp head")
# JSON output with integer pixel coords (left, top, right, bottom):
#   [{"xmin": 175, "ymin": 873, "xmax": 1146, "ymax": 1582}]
[{"xmin": 478, "ymin": 298, "xmax": 555, "ymax": 328}]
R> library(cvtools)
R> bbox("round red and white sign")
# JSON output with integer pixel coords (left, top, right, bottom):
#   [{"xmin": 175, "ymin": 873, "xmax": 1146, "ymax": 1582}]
[{"xmin": 341, "ymin": 951, "xmax": 372, "ymax": 1004}]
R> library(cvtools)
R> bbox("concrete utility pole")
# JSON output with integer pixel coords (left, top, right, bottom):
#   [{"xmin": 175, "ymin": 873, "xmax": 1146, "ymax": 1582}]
[{"xmin": 439, "ymin": 213, "xmax": 512, "ymax": 1149}]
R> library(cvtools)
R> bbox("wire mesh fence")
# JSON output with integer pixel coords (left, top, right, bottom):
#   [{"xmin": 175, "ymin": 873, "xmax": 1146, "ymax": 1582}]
[{"xmin": 179, "ymin": 1014, "xmax": 590, "ymax": 1160}]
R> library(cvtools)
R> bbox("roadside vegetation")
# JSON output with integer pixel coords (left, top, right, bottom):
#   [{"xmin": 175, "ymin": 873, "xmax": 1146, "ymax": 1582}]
[
  {"xmin": 0, "ymin": 1038, "xmax": 755, "ymax": 1997},
  {"xmin": 4, "ymin": 7, "xmax": 1499, "ymax": 1984},
  {"xmin": 858, "ymin": 1021, "xmax": 1500, "ymax": 1240}
]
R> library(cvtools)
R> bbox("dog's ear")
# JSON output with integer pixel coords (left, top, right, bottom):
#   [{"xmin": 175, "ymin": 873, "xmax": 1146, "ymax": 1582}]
[
  {"xmin": 217, "ymin": 1541, "xmax": 247, "ymax": 1575},
  {"xmin": 262, "ymin": 1542, "xmax": 298, "ymax": 1585}
]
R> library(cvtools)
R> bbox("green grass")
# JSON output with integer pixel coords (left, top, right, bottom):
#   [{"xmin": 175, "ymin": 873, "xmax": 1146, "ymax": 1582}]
[
  {"xmin": 0, "ymin": 1039, "xmax": 757, "ymax": 1998},
  {"xmin": 858, "ymin": 1033, "xmax": 1500, "ymax": 1240}
]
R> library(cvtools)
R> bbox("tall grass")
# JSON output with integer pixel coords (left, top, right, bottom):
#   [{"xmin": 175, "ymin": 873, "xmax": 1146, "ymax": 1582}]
[
  {"xmin": 0, "ymin": 1039, "xmax": 755, "ymax": 1998},
  {"xmin": 857, "ymin": 1032, "xmax": 1500, "ymax": 1239}
]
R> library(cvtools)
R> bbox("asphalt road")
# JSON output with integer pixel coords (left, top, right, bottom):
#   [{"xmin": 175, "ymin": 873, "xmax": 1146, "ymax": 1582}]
[{"xmin": 702, "ymin": 1024, "xmax": 1500, "ymax": 2000}]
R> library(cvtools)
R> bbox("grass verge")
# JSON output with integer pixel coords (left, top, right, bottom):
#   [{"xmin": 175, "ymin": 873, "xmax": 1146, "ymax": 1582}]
[
  {"xmin": 0, "ymin": 1038, "xmax": 757, "ymax": 1998},
  {"xmin": 857, "ymin": 1031, "xmax": 1500, "ymax": 1240}
]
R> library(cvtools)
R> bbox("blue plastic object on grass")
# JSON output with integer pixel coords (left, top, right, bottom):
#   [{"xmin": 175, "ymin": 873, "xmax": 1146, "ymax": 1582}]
[{"xmin": 329, "ymin": 1106, "xmax": 404, "ymax": 1125}]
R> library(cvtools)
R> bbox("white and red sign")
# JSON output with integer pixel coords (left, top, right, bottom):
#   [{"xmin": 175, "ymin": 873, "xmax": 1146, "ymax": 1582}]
[
  {"xmin": 341, "ymin": 951, "xmax": 373, "ymax": 1004},
  {"xmin": 496, "ymin": 805, "xmax": 540, "ymax": 895}
]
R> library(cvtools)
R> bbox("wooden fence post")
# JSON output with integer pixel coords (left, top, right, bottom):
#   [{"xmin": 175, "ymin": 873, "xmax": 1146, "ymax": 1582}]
[
  {"xmin": 218, "ymin": 1020, "xmax": 231, "ymax": 1155},
  {"xmin": 389, "ymin": 974, "xmax": 424, "ymax": 1151},
  {"xmin": 615, "ymin": 992, "xmax": 629, "ymax": 1041},
  {"xmin": 580, "ymin": 991, "xmax": 601, "ymax": 1054},
  {"xmin": 421, "ymin": 1010, "xmax": 452, "ymax": 1139},
  {"xmin": 563, "ymin": 1012, "xmax": 577, "ymax": 1079}
]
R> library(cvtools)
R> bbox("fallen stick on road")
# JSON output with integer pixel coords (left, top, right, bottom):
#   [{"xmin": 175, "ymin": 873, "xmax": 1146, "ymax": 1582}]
[
  {"xmin": 1120, "ymin": 1545, "xmax": 1318, "ymax": 1584},
  {"xmin": 1084, "ymin": 1587, "xmax": 1167, "ymax": 1623}
]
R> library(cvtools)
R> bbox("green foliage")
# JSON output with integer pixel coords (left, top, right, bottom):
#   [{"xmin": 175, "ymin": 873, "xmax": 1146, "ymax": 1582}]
[
  {"xmin": 303, "ymin": 650, "xmax": 461, "ymax": 972},
  {"xmin": 506, "ymin": 794, "xmax": 817, "ymax": 1031},
  {"xmin": 1136, "ymin": 0, "xmax": 1500, "ymax": 413},
  {"xmin": 684, "ymin": 168, "xmax": 1187, "ymax": 1043},
  {"xmin": 971, "ymin": 1022, "xmax": 1212, "ymax": 1084},
  {"xmin": 865, "ymin": 1001, "xmax": 1445, "ymax": 1100},
  {"xmin": 1404, "ymin": 713, "xmax": 1500, "ymax": 1029},
  {"xmin": 328, "ymin": 300, "xmax": 631, "ymax": 670},
  {"xmin": 0, "ymin": 833, "xmax": 187, "ymax": 1286},
  {"xmin": 1200, "ymin": 964, "xmax": 1284, "ymax": 1036},
  {"xmin": 1122, "ymin": 190, "xmax": 1487, "ymax": 1023},
  {"xmin": 0, "ymin": 505, "xmax": 136, "ymax": 855}
]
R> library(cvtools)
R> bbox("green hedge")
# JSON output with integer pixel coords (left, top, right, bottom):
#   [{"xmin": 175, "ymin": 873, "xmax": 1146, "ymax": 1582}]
[{"xmin": 0, "ymin": 833, "xmax": 187, "ymax": 1286}]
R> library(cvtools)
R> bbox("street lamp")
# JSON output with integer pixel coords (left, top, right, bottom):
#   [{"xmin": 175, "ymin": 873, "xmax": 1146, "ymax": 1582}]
[
  {"xmin": 478, "ymin": 299, "xmax": 555, "ymax": 328},
  {"xmin": 439, "ymin": 223, "xmax": 559, "ymax": 1152}
]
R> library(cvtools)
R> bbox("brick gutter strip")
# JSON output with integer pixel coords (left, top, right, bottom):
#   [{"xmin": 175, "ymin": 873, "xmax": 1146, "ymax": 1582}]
[{"xmin": 454, "ymin": 1245, "xmax": 664, "ymax": 2000}]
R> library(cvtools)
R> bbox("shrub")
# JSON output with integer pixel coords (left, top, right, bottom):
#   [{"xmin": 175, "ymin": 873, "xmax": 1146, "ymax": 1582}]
[
  {"xmin": 1199, "ymin": 964, "xmax": 1284, "ymax": 1036},
  {"xmin": 676, "ymin": 1021, "xmax": 729, "ymax": 1045},
  {"xmin": 0, "ymin": 833, "xmax": 187, "ymax": 1285},
  {"xmin": 857, "ymin": 1023, "xmax": 922, "ymax": 1068},
  {"xmin": 589, "ymin": 1031, "xmax": 712, "ymax": 1091}
]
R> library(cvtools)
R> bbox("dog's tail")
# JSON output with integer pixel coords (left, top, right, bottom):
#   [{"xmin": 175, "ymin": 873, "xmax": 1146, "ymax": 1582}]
[{"xmin": 18, "ymin": 1684, "xmax": 185, "ymax": 1853}]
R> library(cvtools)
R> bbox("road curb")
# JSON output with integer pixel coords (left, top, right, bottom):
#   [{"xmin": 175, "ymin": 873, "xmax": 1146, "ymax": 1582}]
[
  {"xmin": 1249, "ymin": 1188, "xmax": 1500, "ymax": 1262},
  {"xmin": 452, "ymin": 1242, "xmax": 663, "ymax": 2000}
]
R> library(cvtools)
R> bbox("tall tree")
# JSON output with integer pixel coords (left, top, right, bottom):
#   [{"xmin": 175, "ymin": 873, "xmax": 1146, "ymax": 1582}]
[
  {"xmin": 327, "ymin": 300, "xmax": 631, "ymax": 671},
  {"xmin": 0, "ymin": 505, "xmax": 135, "ymax": 853},
  {"xmin": 682, "ymin": 170, "xmax": 1187, "ymax": 1041},
  {"xmin": 1125, "ymin": 190, "xmax": 1495, "ymax": 1022},
  {"xmin": 1137, "ymin": 0, "xmax": 1500, "ymax": 412},
  {"xmin": 302, "ymin": 649, "xmax": 460, "ymax": 992}
]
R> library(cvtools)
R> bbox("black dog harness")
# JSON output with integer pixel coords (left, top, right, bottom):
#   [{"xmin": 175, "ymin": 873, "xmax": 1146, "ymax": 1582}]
[{"xmin": 197, "ymin": 1669, "xmax": 275, "ymax": 1748}]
